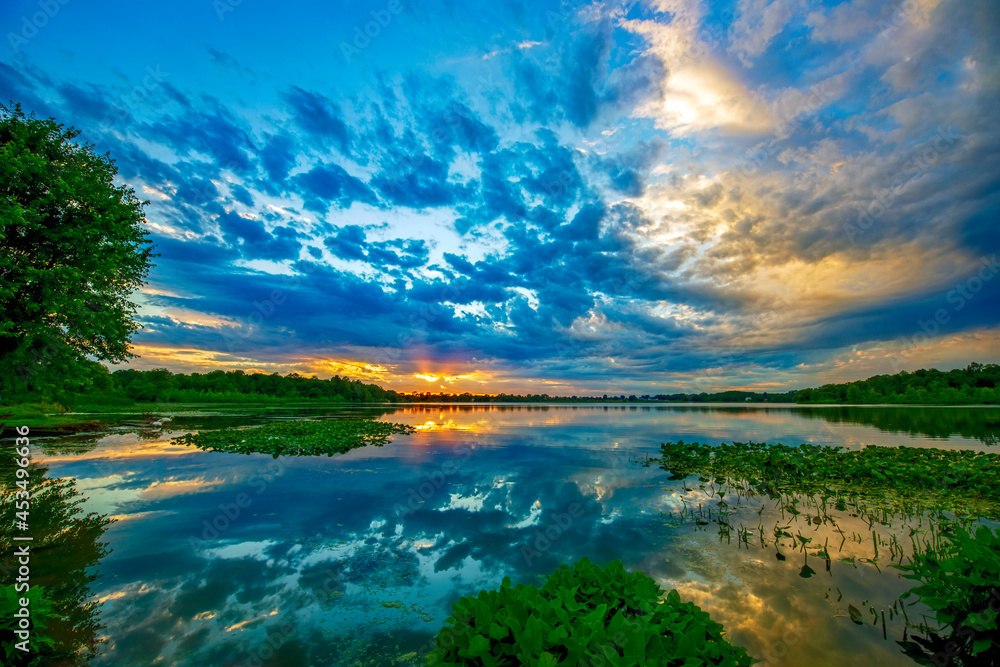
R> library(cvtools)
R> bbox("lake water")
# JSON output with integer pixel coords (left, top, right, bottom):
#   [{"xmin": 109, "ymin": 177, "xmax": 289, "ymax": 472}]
[{"xmin": 17, "ymin": 404, "xmax": 1000, "ymax": 665}]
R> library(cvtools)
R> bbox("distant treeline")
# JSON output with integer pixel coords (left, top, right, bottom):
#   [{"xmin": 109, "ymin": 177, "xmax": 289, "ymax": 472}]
[
  {"xmin": 794, "ymin": 363, "xmax": 1000, "ymax": 405},
  {"xmin": 89, "ymin": 368, "xmax": 402, "ymax": 405},
  {"xmin": 400, "ymin": 390, "xmax": 798, "ymax": 403},
  {"xmin": 44, "ymin": 367, "xmax": 799, "ymax": 406},
  {"xmin": 67, "ymin": 367, "xmax": 800, "ymax": 406},
  {"xmin": 18, "ymin": 363, "xmax": 1000, "ymax": 408}
]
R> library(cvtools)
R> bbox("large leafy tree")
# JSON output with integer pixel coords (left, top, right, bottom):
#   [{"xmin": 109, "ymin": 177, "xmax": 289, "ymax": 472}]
[{"xmin": 0, "ymin": 103, "xmax": 156, "ymax": 400}]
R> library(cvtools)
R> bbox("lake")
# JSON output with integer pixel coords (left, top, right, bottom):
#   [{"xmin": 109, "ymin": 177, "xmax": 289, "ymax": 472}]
[{"xmin": 16, "ymin": 404, "xmax": 1000, "ymax": 665}]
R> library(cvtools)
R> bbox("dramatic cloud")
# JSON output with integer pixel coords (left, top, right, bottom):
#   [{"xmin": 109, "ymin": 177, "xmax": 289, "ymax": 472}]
[{"xmin": 5, "ymin": 0, "xmax": 998, "ymax": 392}]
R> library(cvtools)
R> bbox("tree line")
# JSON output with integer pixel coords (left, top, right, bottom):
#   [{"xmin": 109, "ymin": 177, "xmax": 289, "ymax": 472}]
[
  {"xmin": 11, "ymin": 363, "xmax": 1000, "ymax": 408},
  {"xmin": 27, "ymin": 368, "xmax": 800, "ymax": 407},
  {"xmin": 105, "ymin": 368, "xmax": 402, "ymax": 404},
  {"xmin": 794, "ymin": 363, "xmax": 1000, "ymax": 405}
]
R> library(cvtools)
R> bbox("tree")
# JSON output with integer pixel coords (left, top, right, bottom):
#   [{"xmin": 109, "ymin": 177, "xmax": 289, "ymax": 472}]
[{"xmin": 0, "ymin": 104, "xmax": 155, "ymax": 399}]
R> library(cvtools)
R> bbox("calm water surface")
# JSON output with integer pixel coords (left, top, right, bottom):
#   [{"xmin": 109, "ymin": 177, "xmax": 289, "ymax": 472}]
[{"xmin": 23, "ymin": 404, "xmax": 1000, "ymax": 665}]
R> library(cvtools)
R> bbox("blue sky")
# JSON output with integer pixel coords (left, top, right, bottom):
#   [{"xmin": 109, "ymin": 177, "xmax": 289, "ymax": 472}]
[{"xmin": 3, "ymin": 0, "xmax": 999, "ymax": 394}]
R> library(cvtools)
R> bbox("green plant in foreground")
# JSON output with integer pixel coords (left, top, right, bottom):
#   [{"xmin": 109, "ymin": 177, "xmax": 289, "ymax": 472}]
[
  {"xmin": 894, "ymin": 524, "xmax": 1000, "ymax": 665},
  {"xmin": 172, "ymin": 418, "xmax": 416, "ymax": 457},
  {"xmin": 427, "ymin": 558, "xmax": 756, "ymax": 666},
  {"xmin": 0, "ymin": 584, "xmax": 60, "ymax": 665}
]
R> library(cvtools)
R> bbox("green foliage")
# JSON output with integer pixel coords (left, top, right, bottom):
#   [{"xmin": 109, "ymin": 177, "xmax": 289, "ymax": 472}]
[
  {"xmin": 0, "ymin": 456, "xmax": 112, "ymax": 664},
  {"xmin": 101, "ymin": 367, "xmax": 402, "ymax": 404},
  {"xmin": 173, "ymin": 418, "xmax": 415, "ymax": 456},
  {"xmin": 653, "ymin": 441, "xmax": 1000, "ymax": 516},
  {"xmin": 0, "ymin": 104, "xmax": 155, "ymax": 401},
  {"xmin": 427, "ymin": 558, "xmax": 756, "ymax": 666},
  {"xmin": 795, "ymin": 363, "xmax": 1000, "ymax": 405},
  {"xmin": 894, "ymin": 524, "xmax": 1000, "ymax": 666},
  {"xmin": 0, "ymin": 584, "xmax": 59, "ymax": 665}
]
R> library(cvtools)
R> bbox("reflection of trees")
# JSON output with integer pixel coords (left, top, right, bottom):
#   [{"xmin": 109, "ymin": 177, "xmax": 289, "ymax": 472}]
[
  {"xmin": 802, "ymin": 406, "xmax": 1000, "ymax": 445},
  {"xmin": 0, "ymin": 454, "xmax": 112, "ymax": 665},
  {"xmin": 34, "ymin": 434, "xmax": 104, "ymax": 457}
]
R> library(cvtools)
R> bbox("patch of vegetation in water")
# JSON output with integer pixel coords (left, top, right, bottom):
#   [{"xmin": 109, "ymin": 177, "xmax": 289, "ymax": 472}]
[
  {"xmin": 895, "ymin": 523, "xmax": 1000, "ymax": 665},
  {"xmin": 427, "ymin": 557, "xmax": 756, "ymax": 666},
  {"xmin": 171, "ymin": 418, "xmax": 415, "ymax": 457},
  {"xmin": 650, "ymin": 440, "xmax": 1000, "ymax": 517},
  {"xmin": 645, "ymin": 440, "xmax": 1000, "ymax": 666}
]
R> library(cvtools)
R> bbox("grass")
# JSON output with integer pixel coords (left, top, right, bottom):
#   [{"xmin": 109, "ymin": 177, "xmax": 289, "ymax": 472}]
[
  {"xmin": 171, "ymin": 418, "xmax": 416, "ymax": 456},
  {"xmin": 0, "ymin": 403, "xmax": 109, "ymax": 436}
]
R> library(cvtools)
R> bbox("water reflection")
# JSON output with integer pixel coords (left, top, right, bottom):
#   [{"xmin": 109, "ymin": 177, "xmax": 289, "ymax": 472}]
[
  {"xmin": 18, "ymin": 404, "xmax": 1000, "ymax": 665},
  {"xmin": 0, "ymin": 454, "xmax": 112, "ymax": 665},
  {"xmin": 799, "ymin": 405, "xmax": 1000, "ymax": 445}
]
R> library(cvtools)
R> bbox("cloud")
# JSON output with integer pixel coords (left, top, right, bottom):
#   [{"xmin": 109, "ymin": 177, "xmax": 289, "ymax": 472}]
[
  {"xmin": 146, "ymin": 106, "xmax": 257, "ymax": 174},
  {"xmin": 282, "ymin": 86, "xmax": 352, "ymax": 155},
  {"xmin": 622, "ymin": 7, "xmax": 776, "ymax": 135},
  {"xmin": 371, "ymin": 154, "xmax": 467, "ymax": 208},
  {"xmin": 8, "ymin": 0, "xmax": 996, "ymax": 392},
  {"xmin": 292, "ymin": 163, "xmax": 378, "ymax": 212},
  {"xmin": 729, "ymin": 0, "xmax": 802, "ymax": 65},
  {"xmin": 216, "ymin": 212, "xmax": 302, "ymax": 261},
  {"xmin": 258, "ymin": 133, "xmax": 297, "ymax": 186},
  {"xmin": 323, "ymin": 225, "xmax": 368, "ymax": 261}
]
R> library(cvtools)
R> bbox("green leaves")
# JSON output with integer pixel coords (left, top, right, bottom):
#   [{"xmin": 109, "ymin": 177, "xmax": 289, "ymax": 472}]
[
  {"xmin": 0, "ymin": 584, "xmax": 60, "ymax": 663},
  {"xmin": 0, "ymin": 103, "xmax": 156, "ymax": 401},
  {"xmin": 172, "ymin": 418, "xmax": 415, "ymax": 456},
  {"xmin": 893, "ymin": 524, "xmax": 1000, "ymax": 664},
  {"xmin": 427, "ymin": 558, "xmax": 757, "ymax": 666},
  {"xmin": 848, "ymin": 605, "xmax": 863, "ymax": 625},
  {"xmin": 654, "ymin": 440, "xmax": 1000, "ymax": 517}
]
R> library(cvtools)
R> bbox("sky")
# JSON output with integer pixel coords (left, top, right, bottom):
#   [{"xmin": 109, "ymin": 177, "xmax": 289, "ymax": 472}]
[{"xmin": 2, "ymin": 0, "xmax": 999, "ymax": 395}]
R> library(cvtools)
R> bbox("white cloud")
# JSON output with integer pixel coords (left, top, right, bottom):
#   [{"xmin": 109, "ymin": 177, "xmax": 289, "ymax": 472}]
[
  {"xmin": 729, "ymin": 0, "xmax": 803, "ymax": 65},
  {"xmin": 622, "ymin": 15, "xmax": 775, "ymax": 135}
]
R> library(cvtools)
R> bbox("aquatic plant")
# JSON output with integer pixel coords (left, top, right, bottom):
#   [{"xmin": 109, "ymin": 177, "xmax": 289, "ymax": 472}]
[
  {"xmin": 894, "ymin": 524, "xmax": 1000, "ymax": 665},
  {"xmin": 172, "ymin": 418, "xmax": 415, "ymax": 456},
  {"xmin": 0, "ymin": 584, "xmax": 58, "ymax": 665},
  {"xmin": 426, "ymin": 557, "xmax": 756, "ymax": 666},
  {"xmin": 647, "ymin": 440, "xmax": 1000, "ymax": 664},
  {"xmin": 652, "ymin": 441, "xmax": 1000, "ymax": 516}
]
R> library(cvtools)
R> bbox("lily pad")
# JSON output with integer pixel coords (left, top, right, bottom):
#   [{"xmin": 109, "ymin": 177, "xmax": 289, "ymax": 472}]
[{"xmin": 172, "ymin": 418, "xmax": 415, "ymax": 456}]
